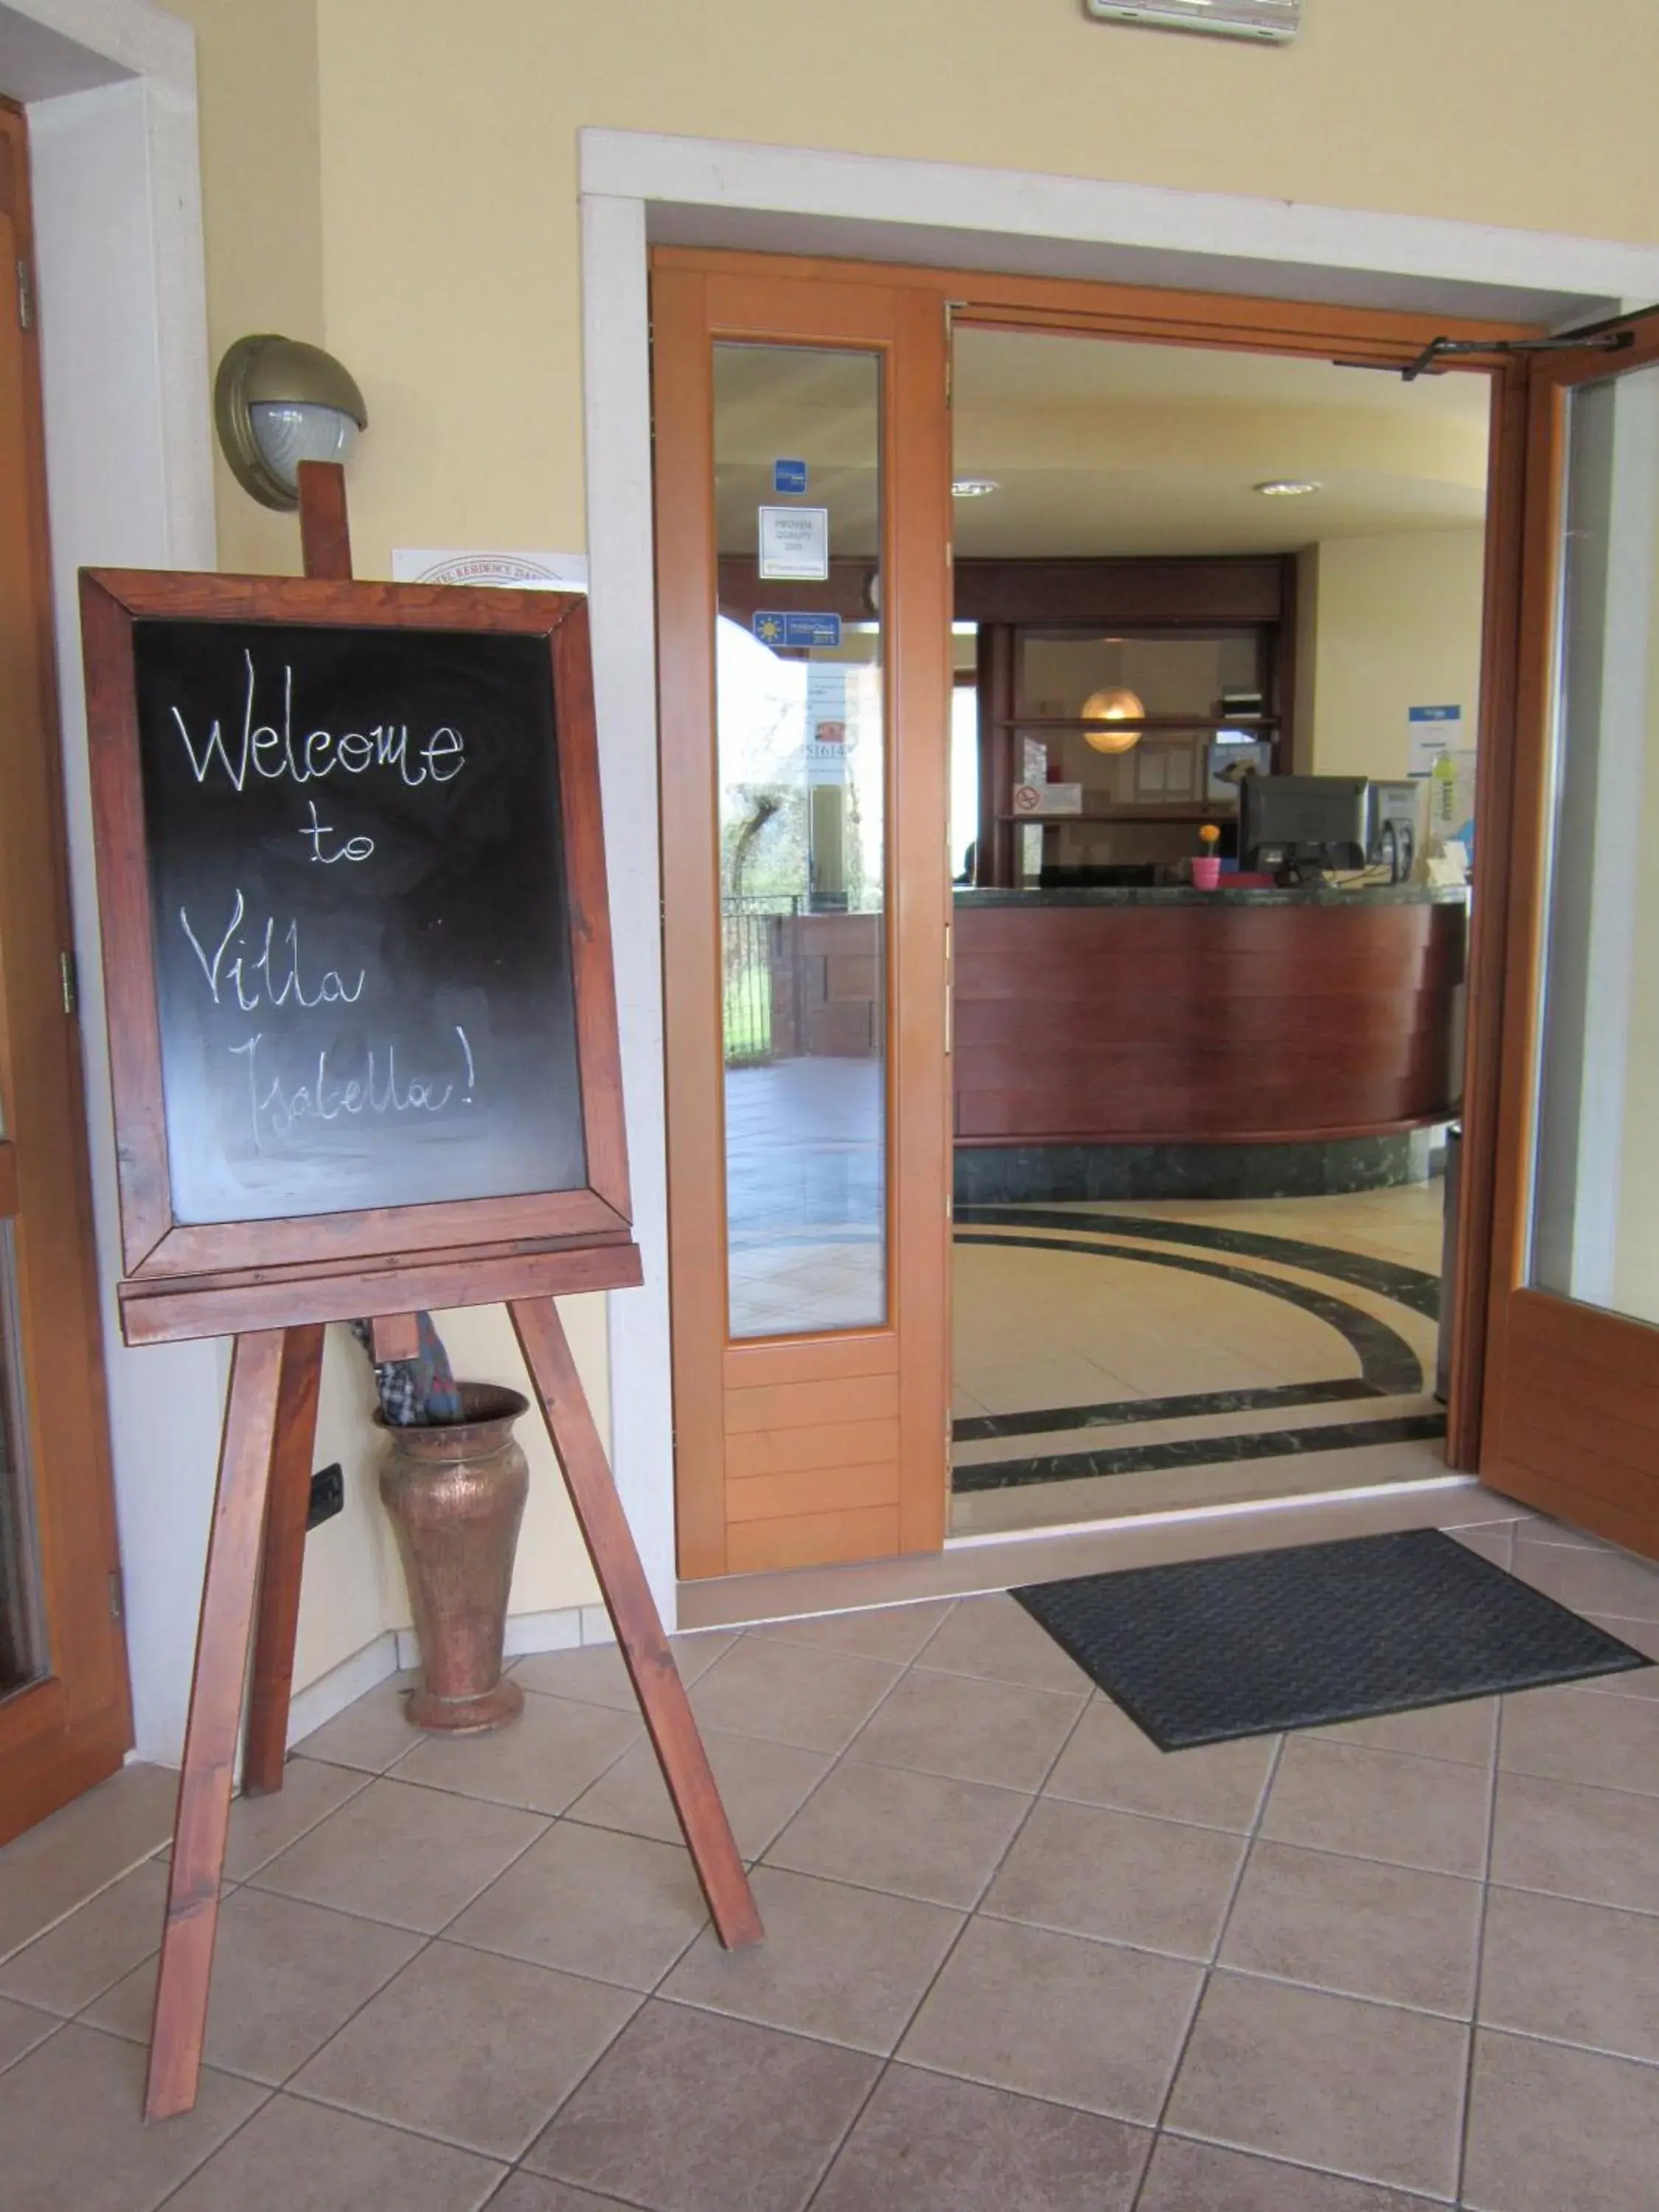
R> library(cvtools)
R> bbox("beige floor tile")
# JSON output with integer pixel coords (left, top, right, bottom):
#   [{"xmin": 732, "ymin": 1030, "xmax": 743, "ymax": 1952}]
[
  {"xmin": 566, "ymin": 1725, "xmax": 830, "ymax": 1860},
  {"xmin": 1312, "ymin": 1696, "xmax": 1498, "ymax": 1769},
  {"xmin": 1045, "ymin": 1700, "xmax": 1277, "ymax": 1832},
  {"xmin": 688, "ymin": 1638, "xmax": 901, "ymax": 1753},
  {"xmin": 1490, "ymin": 1769, "xmax": 1659, "ymax": 1913},
  {"xmin": 487, "ymin": 2178, "xmax": 632, "ymax": 2212},
  {"xmin": 1500, "ymin": 1681, "xmax": 1659, "ymax": 1795},
  {"xmin": 661, "ymin": 1865, "xmax": 961, "ymax": 2054},
  {"xmin": 293, "ymin": 1673, "xmax": 422, "ymax": 1773},
  {"xmin": 910, "ymin": 1593, "xmax": 1095, "ymax": 1693},
  {"xmin": 512, "ymin": 1630, "xmax": 739, "ymax": 1708},
  {"xmin": 291, "ymin": 1940, "xmax": 638, "ymax": 2159},
  {"xmin": 763, "ymin": 1758, "xmax": 1028, "ymax": 1907},
  {"xmin": 1462, "ymin": 2028, "xmax": 1659, "ymax": 2212},
  {"xmin": 1165, "ymin": 1972, "xmax": 1466, "ymax": 2199},
  {"xmin": 1509, "ymin": 1533, "xmax": 1659, "ymax": 1622},
  {"xmin": 165, "ymin": 2087, "xmax": 503, "ymax": 2212},
  {"xmin": 982, "ymin": 1798, "xmax": 1245, "ymax": 1961},
  {"xmin": 0, "ymin": 1997, "xmax": 57, "ymax": 2073},
  {"xmin": 1447, "ymin": 1522, "xmax": 1514, "ymax": 1571},
  {"xmin": 748, "ymin": 1599, "xmax": 956, "ymax": 1665},
  {"xmin": 899, "ymin": 1916, "xmax": 1200, "ymax": 2123},
  {"xmin": 1478, "ymin": 1885, "xmax": 1659, "ymax": 2063},
  {"xmin": 1220, "ymin": 1841, "xmax": 1482, "ymax": 2016},
  {"xmin": 849, "ymin": 1666, "xmax": 1084, "ymax": 1791},
  {"xmin": 813, "ymin": 2063, "xmax": 1150, "ymax": 2211},
  {"xmin": 487, "ymin": 2179, "xmax": 632, "ymax": 2212},
  {"xmin": 220, "ymin": 1758, "xmax": 373, "ymax": 1880},
  {"xmin": 525, "ymin": 1999, "xmax": 878, "ymax": 2212},
  {"xmin": 0, "ymin": 2020, "xmax": 265, "ymax": 2212},
  {"xmin": 1578, "ymin": 1614, "xmax": 1659, "ymax": 1700},
  {"xmin": 0, "ymin": 1764, "xmax": 175, "ymax": 1962},
  {"xmin": 86, "ymin": 1886, "xmax": 422, "ymax": 2084},
  {"xmin": 447, "ymin": 1821, "xmax": 706, "ymax": 1990},
  {"xmin": 249, "ymin": 1777, "xmax": 546, "ymax": 1933},
  {"xmin": 1139, "ymin": 2135, "xmax": 1440, "ymax": 2209},
  {"xmin": 1261, "ymin": 1736, "xmax": 1491, "ymax": 1877},
  {"xmin": 393, "ymin": 1691, "xmax": 641, "ymax": 1816},
  {"xmin": 0, "ymin": 1860, "xmax": 169, "ymax": 2016}
]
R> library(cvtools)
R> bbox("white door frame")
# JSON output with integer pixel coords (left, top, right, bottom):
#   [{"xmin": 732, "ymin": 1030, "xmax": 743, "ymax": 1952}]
[
  {"xmin": 3, "ymin": 0, "xmax": 220, "ymax": 1761},
  {"xmin": 577, "ymin": 127, "xmax": 1659, "ymax": 1618}
]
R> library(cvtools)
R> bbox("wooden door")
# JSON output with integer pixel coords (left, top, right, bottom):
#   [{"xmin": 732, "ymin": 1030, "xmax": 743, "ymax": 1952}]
[
  {"xmin": 1481, "ymin": 310, "xmax": 1659, "ymax": 1554},
  {"xmin": 653, "ymin": 253, "xmax": 952, "ymax": 1577},
  {"xmin": 0, "ymin": 101, "xmax": 132, "ymax": 1842}
]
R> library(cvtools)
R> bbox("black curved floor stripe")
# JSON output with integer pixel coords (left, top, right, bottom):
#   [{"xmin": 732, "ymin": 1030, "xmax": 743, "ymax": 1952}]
[
  {"xmin": 953, "ymin": 1231, "xmax": 1425, "ymax": 1397},
  {"xmin": 955, "ymin": 1411, "xmax": 1449, "ymax": 1494},
  {"xmin": 955, "ymin": 1204, "xmax": 1442, "ymax": 1319},
  {"xmin": 953, "ymin": 1374, "xmax": 1380, "ymax": 1445}
]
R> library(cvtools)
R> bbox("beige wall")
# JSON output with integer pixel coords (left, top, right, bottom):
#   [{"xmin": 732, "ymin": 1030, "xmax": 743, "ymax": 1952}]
[
  {"xmin": 1304, "ymin": 529, "xmax": 1487, "ymax": 785},
  {"xmin": 159, "ymin": 0, "xmax": 1659, "ymax": 1696}
]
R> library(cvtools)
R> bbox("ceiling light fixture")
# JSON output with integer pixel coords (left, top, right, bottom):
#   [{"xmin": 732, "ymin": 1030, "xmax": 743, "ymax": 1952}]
[
  {"xmin": 1082, "ymin": 687, "xmax": 1147, "ymax": 754},
  {"xmin": 951, "ymin": 479, "xmax": 999, "ymax": 499},
  {"xmin": 1253, "ymin": 479, "xmax": 1321, "ymax": 498}
]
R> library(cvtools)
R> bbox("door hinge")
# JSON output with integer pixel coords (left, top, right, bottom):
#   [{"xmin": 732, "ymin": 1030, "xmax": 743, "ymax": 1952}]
[
  {"xmin": 15, "ymin": 258, "xmax": 33, "ymax": 332},
  {"xmin": 108, "ymin": 1570, "xmax": 124, "ymax": 1624},
  {"xmin": 60, "ymin": 950, "xmax": 78, "ymax": 1016}
]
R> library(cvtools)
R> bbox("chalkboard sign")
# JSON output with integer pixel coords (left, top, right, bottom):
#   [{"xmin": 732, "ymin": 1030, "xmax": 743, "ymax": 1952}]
[{"xmin": 80, "ymin": 574, "xmax": 636, "ymax": 1342}]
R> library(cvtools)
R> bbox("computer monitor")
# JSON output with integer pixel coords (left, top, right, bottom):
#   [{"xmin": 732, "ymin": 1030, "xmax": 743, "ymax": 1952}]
[{"xmin": 1239, "ymin": 774, "xmax": 1368, "ymax": 881}]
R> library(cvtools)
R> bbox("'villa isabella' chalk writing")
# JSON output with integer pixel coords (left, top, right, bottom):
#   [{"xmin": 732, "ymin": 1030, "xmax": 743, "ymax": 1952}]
[{"xmin": 171, "ymin": 650, "xmax": 466, "ymax": 791}]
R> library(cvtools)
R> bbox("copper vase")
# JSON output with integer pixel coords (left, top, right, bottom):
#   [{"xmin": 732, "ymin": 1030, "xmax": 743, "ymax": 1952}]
[{"xmin": 378, "ymin": 1382, "xmax": 530, "ymax": 1733}]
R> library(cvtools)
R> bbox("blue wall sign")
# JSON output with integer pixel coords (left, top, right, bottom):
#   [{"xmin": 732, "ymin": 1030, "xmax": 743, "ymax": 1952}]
[
  {"xmin": 753, "ymin": 611, "xmax": 842, "ymax": 650},
  {"xmin": 772, "ymin": 458, "xmax": 809, "ymax": 494}
]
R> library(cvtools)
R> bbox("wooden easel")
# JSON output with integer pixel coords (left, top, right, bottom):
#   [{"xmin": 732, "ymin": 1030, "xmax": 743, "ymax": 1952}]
[{"xmin": 142, "ymin": 467, "xmax": 762, "ymax": 2123}]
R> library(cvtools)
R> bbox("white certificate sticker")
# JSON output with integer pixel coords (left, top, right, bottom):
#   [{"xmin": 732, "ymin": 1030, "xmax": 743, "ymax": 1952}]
[{"xmin": 758, "ymin": 505, "xmax": 830, "ymax": 581}]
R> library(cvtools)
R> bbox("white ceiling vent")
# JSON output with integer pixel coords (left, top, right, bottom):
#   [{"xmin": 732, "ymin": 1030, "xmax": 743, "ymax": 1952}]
[{"xmin": 1082, "ymin": 0, "xmax": 1301, "ymax": 41}]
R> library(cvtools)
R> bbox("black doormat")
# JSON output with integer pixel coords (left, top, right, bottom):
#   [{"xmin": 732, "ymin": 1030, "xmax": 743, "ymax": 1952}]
[{"xmin": 1012, "ymin": 1528, "xmax": 1651, "ymax": 1751}]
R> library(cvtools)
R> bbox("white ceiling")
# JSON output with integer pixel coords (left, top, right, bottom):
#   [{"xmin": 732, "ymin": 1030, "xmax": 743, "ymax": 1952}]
[{"xmin": 950, "ymin": 327, "xmax": 1492, "ymax": 557}]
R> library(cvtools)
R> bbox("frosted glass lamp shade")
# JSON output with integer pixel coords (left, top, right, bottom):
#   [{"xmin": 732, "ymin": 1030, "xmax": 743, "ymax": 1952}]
[
  {"xmin": 215, "ymin": 334, "xmax": 368, "ymax": 510},
  {"xmin": 1082, "ymin": 687, "xmax": 1147, "ymax": 754},
  {"xmin": 248, "ymin": 402, "xmax": 361, "ymax": 491}
]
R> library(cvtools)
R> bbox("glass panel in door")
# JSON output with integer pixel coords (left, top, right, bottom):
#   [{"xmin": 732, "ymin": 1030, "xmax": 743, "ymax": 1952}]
[
  {"xmin": 712, "ymin": 344, "xmax": 888, "ymax": 1340},
  {"xmin": 1527, "ymin": 362, "xmax": 1659, "ymax": 1325}
]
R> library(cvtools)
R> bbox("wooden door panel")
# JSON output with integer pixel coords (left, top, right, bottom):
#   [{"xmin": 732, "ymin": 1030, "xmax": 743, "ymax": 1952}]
[
  {"xmin": 1479, "ymin": 313, "xmax": 1659, "ymax": 1559},
  {"xmin": 0, "ymin": 101, "xmax": 131, "ymax": 1843},
  {"xmin": 655, "ymin": 257, "xmax": 950, "ymax": 1580}
]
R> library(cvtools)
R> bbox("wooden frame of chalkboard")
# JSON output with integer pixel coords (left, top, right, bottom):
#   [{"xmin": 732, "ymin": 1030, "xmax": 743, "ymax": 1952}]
[{"xmin": 79, "ymin": 570, "xmax": 640, "ymax": 1343}]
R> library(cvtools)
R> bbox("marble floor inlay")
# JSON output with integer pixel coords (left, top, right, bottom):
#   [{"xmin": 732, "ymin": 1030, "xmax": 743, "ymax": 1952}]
[{"xmin": 953, "ymin": 1185, "xmax": 1448, "ymax": 1537}]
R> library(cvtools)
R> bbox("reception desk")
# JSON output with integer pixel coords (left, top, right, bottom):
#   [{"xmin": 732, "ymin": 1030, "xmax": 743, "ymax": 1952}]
[{"xmin": 953, "ymin": 885, "xmax": 1467, "ymax": 1200}]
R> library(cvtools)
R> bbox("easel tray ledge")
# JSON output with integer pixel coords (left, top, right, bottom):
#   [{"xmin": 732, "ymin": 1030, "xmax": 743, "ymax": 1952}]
[{"xmin": 116, "ymin": 1235, "xmax": 644, "ymax": 1344}]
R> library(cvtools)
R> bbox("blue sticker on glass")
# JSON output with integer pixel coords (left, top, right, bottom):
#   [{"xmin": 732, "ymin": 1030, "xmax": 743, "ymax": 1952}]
[
  {"xmin": 753, "ymin": 611, "xmax": 841, "ymax": 650},
  {"xmin": 772, "ymin": 458, "xmax": 809, "ymax": 495}
]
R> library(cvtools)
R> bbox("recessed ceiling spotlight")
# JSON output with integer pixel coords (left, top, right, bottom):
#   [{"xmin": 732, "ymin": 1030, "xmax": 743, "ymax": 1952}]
[
  {"xmin": 1253, "ymin": 479, "xmax": 1321, "ymax": 498},
  {"xmin": 951, "ymin": 479, "xmax": 999, "ymax": 499}
]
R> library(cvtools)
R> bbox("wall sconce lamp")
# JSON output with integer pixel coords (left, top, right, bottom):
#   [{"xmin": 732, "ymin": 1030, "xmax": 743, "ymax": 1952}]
[{"xmin": 214, "ymin": 335, "xmax": 368, "ymax": 511}]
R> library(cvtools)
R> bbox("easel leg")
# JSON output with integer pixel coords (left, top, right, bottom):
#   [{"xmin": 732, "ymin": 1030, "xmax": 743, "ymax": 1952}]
[
  {"xmin": 243, "ymin": 1325, "xmax": 326, "ymax": 1796},
  {"xmin": 145, "ymin": 1331, "xmax": 286, "ymax": 2122},
  {"xmin": 509, "ymin": 1297, "xmax": 763, "ymax": 1950}
]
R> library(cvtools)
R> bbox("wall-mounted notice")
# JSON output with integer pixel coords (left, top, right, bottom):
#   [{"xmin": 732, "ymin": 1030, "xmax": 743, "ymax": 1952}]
[
  {"xmin": 392, "ymin": 549, "xmax": 588, "ymax": 592},
  {"xmin": 1408, "ymin": 703, "xmax": 1463, "ymax": 779},
  {"xmin": 80, "ymin": 573, "xmax": 635, "ymax": 1337},
  {"xmin": 757, "ymin": 505, "xmax": 830, "ymax": 581}
]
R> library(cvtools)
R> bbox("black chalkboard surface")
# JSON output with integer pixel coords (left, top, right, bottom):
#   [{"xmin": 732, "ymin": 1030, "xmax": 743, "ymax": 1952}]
[{"xmin": 128, "ymin": 616, "xmax": 586, "ymax": 1224}]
